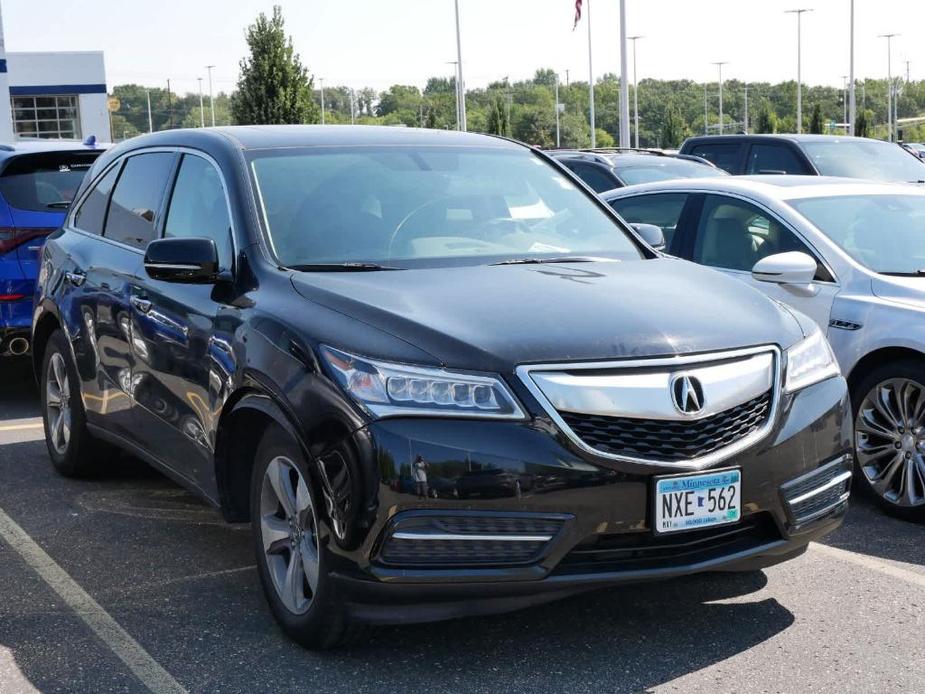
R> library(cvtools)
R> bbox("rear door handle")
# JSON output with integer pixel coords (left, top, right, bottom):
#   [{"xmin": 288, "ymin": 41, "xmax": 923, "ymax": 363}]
[
  {"xmin": 130, "ymin": 296, "xmax": 152, "ymax": 314},
  {"xmin": 64, "ymin": 271, "xmax": 86, "ymax": 286}
]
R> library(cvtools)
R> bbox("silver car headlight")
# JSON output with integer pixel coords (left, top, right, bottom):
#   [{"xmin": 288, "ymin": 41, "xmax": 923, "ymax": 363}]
[
  {"xmin": 320, "ymin": 346, "xmax": 526, "ymax": 419},
  {"xmin": 784, "ymin": 327, "xmax": 840, "ymax": 394}
]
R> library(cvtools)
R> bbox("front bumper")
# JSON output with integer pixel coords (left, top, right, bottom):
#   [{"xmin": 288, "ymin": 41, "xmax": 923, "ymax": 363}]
[{"xmin": 323, "ymin": 375, "xmax": 852, "ymax": 624}]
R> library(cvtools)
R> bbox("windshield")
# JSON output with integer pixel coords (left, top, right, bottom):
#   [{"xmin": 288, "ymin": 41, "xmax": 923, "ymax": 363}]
[
  {"xmin": 801, "ymin": 140, "xmax": 925, "ymax": 182},
  {"xmin": 0, "ymin": 151, "xmax": 99, "ymax": 212},
  {"xmin": 249, "ymin": 146, "xmax": 643, "ymax": 267},
  {"xmin": 789, "ymin": 193, "xmax": 925, "ymax": 274},
  {"xmin": 618, "ymin": 159, "xmax": 727, "ymax": 186}
]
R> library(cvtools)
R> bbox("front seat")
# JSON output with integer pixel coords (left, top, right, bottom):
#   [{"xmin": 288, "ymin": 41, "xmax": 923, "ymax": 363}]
[{"xmin": 708, "ymin": 218, "xmax": 757, "ymax": 271}]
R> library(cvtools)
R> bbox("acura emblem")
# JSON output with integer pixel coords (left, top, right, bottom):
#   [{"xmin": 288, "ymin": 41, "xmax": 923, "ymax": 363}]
[{"xmin": 671, "ymin": 374, "xmax": 705, "ymax": 415}]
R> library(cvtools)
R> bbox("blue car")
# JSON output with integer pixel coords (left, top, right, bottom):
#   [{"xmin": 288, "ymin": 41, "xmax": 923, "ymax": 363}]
[{"xmin": 0, "ymin": 139, "xmax": 105, "ymax": 356}]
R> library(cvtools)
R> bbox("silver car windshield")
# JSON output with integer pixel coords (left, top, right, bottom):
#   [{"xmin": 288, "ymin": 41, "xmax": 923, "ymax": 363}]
[
  {"xmin": 248, "ymin": 146, "xmax": 643, "ymax": 268},
  {"xmin": 790, "ymin": 194, "xmax": 925, "ymax": 274},
  {"xmin": 801, "ymin": 140, "xmax": 925, "ymax": 183}
]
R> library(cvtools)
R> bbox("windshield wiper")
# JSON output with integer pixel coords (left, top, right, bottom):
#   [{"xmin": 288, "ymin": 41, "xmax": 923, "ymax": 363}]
[
  {"xmin": 490, "ymin": 256, "xmax": 608, "ymax": 266},
  {"xmin": 288, "ymin": 262, "xmax": 404, "ymax": 272},
  {"xmin": 45, "ymin": 201, "xmax": 71, "ymax": 209}
]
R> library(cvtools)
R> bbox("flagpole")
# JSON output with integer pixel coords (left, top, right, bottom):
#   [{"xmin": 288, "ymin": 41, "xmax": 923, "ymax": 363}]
[
  {"xmin": 618, "ymin": 0, "xmax": 630, "ymax": 147},
  {"xmin": 587, "ymin": 0, "xmax": 596, "ymax": 147}
]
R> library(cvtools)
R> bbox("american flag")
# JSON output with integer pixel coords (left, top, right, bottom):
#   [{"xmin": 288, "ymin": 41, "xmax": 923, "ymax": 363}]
[{"xmin": 573, "ymin": 0, "xmax": 582, "ymax": 30}]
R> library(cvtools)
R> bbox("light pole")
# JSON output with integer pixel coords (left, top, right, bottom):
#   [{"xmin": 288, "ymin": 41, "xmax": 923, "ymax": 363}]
[
  {"xmin": 703, "ymin": 83, "xmax": 708, "ymax": 134},
  {"xmin": 554, "ymin": 72, "xmax": 561, "ymax": 148},
  {"xmin": 849, "ymin": 0, "xmax": 856, "ymax": 135},
  {"xmin": 879, "ymin": 33, "xmax": 898, "ymax": 142},
  {"xmin": 206, "ymin": 65, "xmax": 216, "ymax": 127},
  {"xmin": 586, "ymin": 0, "xmax": 596, "ymax": 148},
  {"xmin": 319, "ymin": 78, "xmax": 325, "ymax": 125},
  {"xmin": 146, "ymin": 89, "xmax": 153, "ymax": 133},
  {"xmin": 618, "ymin": 0, "xmax": 630, "ymax": 148},
  {"xmin": 785, "ymin": 9, "xmax": 812, "ymax": 134},
  {"xmin": 453, "ymin": 0, "xmax": 467, "ymax": 132},
  {"xmin": 447, "ymin": 61, "xmax": 460, "ymax": 130},
  {"xmin": 712, "ymin": 62, "xmax": 727, "ymax": 134},
  {"xmin": 197, "ymin": 77, "xmax": 204, "ymax": 128},
  {"xmin": 743, "ymin": 84, "xmax": 749, "ymax": 134},
  {"xmin": 628, "ymin": 35, "xmax": 643, "ymax": 148},
  {"xmin": 841, "ymin": 75, "xmax": 848, "ymax": 130}
]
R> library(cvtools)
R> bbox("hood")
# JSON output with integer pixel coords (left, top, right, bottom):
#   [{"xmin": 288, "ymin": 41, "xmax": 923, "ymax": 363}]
[
  {"xmin": 871, "ymin": 275, "xmax": 925, "ymax": 312},
  {"xmin": 290, "ymin": 258, "xmax": 803, "ymax": 373}
]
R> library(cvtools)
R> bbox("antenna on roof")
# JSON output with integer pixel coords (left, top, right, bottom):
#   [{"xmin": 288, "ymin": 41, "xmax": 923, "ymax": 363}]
[{"xmin": 82, "ymin": 135, "xmax": 97, "ymax": 147}]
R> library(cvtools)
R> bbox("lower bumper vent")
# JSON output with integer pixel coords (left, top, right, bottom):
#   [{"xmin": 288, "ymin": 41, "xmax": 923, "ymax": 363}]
[
  {"xmin": 780, "ymin": 456, "xmax": 852, "ymax": 528},
  {"xmin": 376, "ymin": 512, "xmax": 568, "ymax": 568}
]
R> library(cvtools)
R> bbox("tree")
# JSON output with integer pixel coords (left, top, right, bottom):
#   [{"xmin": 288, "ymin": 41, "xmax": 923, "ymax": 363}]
[
  {"xmin": 231, "ymin": 6, "xmax": 318, "ymax": 125},
  {"xmin": 809, "ymin": 103, "xmax": 824, "ymax": 134},
  {"xmin": 486, "ymin": 97, "xmax": 510, "ymax": 136},
  {"xmin": 755, "ymin": 102, "xmax": 778, "ymax": 134},
  {"xmin": 661, "ymin": 105, "xmax": 687, "ymax": 148},
  {"xmin": 856, "ymin": 109, "xmax": 873, "ymax": 138}
]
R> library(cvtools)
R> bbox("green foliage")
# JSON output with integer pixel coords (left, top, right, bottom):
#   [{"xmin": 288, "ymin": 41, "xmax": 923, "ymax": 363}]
[
  {"xmin": 661, "ymin": 105, "xmax": 687, "ymax": 148},
  {"xmin": 595, "ymin": 128, "xmax": 615, "ymax": 147},
  {"xmin": 754, "ymin": 102, "xmax": 778, "ymax": 134},
  {"xmin": 809, "ymin": 103, "xmax": 824, "ymax": 134},
  {"xmin": 230, "ymin": 6, "xmax": 318, "ymax": 125},
  {"xmin": 856, "ymin": 109, "xmax": 873, "ymax": 138},
  {"xmin": 486, "ymin": 97, "xmax": 510, "ymax": 137}
]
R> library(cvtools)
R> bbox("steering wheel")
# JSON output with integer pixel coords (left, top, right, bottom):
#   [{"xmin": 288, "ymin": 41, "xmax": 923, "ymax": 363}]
[{"xmin": 387, "ymin": 197, "xmax": 454, "ymax": 259}]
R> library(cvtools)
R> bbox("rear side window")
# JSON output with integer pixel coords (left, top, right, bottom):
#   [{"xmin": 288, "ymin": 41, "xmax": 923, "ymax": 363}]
[
  {"xmin": 105, "ymin": 152, "xmax": 175, "ymax": 249},
  {"xmin": 609, "ymin": 193, "xmax": 688, "ymax": 248},
  {"xmin": 164, "ymin": 154, "xmax": 233, "ymax": 269},
  {"xmin": 689, "ymin": 144, "xmax": 741, "ymax": 173},
  {"xmin": 564, "ymin": 162, "xmax": 619, "ymax": 192},
  {"xmin": 73, "ymin": 164, "xmax": 120, "ymax": 235},
  {"xmin": 746, "ymin": 144, "xmax": 810, "ymax": 175},
  {"xmin": 0, "ymin": 151, "xmax": 100, "ymax": 212}
]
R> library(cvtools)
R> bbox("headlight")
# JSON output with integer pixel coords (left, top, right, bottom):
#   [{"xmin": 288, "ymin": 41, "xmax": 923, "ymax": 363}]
[
  {"xmin": 320, "ymin": 346, "xmax": 526, "ymax": 419},
  {"xmin": 784, "ymin": 327, "xmax": 840, "ymax": 393}
]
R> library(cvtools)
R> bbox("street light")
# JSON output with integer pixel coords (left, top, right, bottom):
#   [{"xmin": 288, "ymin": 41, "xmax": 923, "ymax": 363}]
[
  {"xmin": 618, "ymin": 0, "xmax": 630, "ymax": 148},
  {"xmin": 206, "ymin": 65, "xmax": 216, "ymax": 127},
  {"xmin": 628, "ymin": 35, "xmax": 643, "ymax": 148},
  {"xmin": 453, "ymin": 0, "xmax": 467, "ymax": 132},
  {"xmin": 712, "ymin": 62, "xmax": 727, "ymax": 134},
  {"xmin": 879, "ymin": 33, "xmax": 899, "ymax": 142},
  {"xmin": 785, "ymin": 8, "xmax": 812, "ymax": 134}
]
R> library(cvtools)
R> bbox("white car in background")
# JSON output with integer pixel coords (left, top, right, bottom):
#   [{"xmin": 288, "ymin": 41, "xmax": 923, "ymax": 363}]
[{"xmin": 605, "ymin": 176, "xmax": 925, "ymax": 522}]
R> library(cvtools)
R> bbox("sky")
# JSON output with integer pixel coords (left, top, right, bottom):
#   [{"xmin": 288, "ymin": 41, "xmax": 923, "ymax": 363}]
[{"xmin": 3, "ymin": 0, "xmax": 923, "ymax": 95}]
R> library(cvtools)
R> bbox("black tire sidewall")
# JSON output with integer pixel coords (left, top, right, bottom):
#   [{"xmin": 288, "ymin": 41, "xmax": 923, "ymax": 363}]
[{"xmin": 40, "ymin": 330, "xmax": 94, "ymax": 476}]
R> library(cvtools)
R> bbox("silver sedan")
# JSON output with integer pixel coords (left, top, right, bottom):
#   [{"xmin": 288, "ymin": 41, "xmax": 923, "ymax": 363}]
[{"xmin": 605, "ymin": 176, "xmax": 925, "ymax": 522}]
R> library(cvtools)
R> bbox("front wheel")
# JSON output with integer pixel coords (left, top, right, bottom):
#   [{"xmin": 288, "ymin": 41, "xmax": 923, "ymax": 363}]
[
  {"xmin": 853, "ymin": 359, "xmax": 925, "ymax": 522},
  {"xmin": 250, "ymin": 424, "xmax": 362, "ymax": 649}
]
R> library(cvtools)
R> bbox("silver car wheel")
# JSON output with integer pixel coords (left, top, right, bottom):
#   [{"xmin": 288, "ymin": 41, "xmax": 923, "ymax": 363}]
[
  {"xmin": 45, "ymin": 352, "xmax": 72, "ymax": 456},
  {"xmin": 856, "ymin": 378, "xmax": 925, "ymax": 508},
  {"xmin": 259, "ymin": 456, "xmax": 320, "ymax": 615}
]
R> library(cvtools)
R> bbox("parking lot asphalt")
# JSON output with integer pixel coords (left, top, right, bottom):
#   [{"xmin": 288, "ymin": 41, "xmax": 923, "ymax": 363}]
[{"xmin": 0, "ymin": 358, "xmax": 923, "ymax": 694}]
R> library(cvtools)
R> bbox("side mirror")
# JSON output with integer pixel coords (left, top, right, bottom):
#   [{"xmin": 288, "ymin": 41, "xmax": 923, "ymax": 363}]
[
  {"xmin": 751, "ymin": 251, "xmax": 817, "ymax": 286},
  {"xmin": 631, "ymin": 223, "xmax": 666, "ymax": 251},
  {"xmin": 144, "ymin": 237, "xmax": 220, "ymax": 283}
]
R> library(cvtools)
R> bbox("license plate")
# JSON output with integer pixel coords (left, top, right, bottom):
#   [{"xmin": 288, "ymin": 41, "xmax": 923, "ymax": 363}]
[{"xmin": 654, "ymin": 469, "xmax": 741, "ymax": 534}]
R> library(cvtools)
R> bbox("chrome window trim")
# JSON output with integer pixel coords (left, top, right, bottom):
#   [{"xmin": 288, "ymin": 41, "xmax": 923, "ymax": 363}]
[{"xmin": 516, "ymin": 344, "xmax": 782, "ymax": 471}]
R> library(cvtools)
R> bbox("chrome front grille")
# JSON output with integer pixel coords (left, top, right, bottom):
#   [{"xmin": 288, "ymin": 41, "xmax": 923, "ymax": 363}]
[
  {"xmin": 517, "ymin": 346, "xmax": 781, "ymax": 468},
  {"xmin": 560, "ymin": 391, "xmax": 771, "ymax": 463}
]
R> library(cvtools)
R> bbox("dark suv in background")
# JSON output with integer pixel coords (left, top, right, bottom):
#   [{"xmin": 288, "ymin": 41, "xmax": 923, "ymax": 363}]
[
  {"xmin": 34, "ymin": 125, "xmax": 851, "ymax": 649},
  {"xmin": 680, "ymin": 134, "xmax": 925, "ymax": 183},
  {"xmin": 549, "ymin": 149, "xmax": 725, "ymax": 192}
]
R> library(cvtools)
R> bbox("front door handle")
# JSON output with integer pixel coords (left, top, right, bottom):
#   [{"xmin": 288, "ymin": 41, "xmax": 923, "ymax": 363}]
[
  {"xmin": 130, "ymin": 296, "xmax": 152, "ymax": 314},
  {"xmin": 64, "ymin": 271, "xmax": 86, "ymax": 286}
]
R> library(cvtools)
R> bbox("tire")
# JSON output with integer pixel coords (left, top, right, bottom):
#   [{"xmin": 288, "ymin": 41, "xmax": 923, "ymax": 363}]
[
  {"xmin": 852, "ymin": 358, "xmax": 925, "ymax": 523},
  {"xmin": 40, "ymin": 329, "xmax": 107, "ymax": 477},
  {"xmin": 250, "ymin": 424, "xmax": 364, "ymax": 649}
]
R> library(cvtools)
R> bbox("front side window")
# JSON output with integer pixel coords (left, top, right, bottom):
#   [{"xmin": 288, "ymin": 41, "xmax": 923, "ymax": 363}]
[
  {"xmin": 164, "ymin": 154, "xmax": 233, "ymax": 269},
  {"xmin": 609, "ymin": 193, "xmax": 689, "ymax": 248},
  {"xmin": 689, "ymin": 143, "xmax": 741, "ymax": 173},
  {"xmin": 73, "ymin": 164, "xmax": 120, "ymax": 236},
  {"xmin": 12, "ymin": 95, "xmax": 80, "ymax": 139},
  {"xmin": 105, "ymin": 152, "xmax": 175, "ymax": 249},
  {"xmin": 693, "ymin": 195, "xmax": 820, "ymax": 274},
  {"xmin": 0, "ymin": 151, "xmax": 100, "ymax": 212},
  {"xmin": 746, "ymin": 144, "xmax": 810, "ymax": 175},
  {"xmin": 249, "ymin": 146, "xmax": 643, "ymax": 267},
  {"xmin": 789, "ymin": 193, "xmax": 925, "ymax": 274}
]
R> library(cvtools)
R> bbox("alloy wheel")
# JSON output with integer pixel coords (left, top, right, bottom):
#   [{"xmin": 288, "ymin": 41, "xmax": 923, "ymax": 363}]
[
  {"xmin": 855, "ymin": 378, "xmax": 925, "ymax": 508},
  {"xmin": 45, "ymin": 352, "xmax": 72, "ymax": 456},
  {"xmin": 259, "ymin": 456, "xmax": 320, "ymax": 615}
]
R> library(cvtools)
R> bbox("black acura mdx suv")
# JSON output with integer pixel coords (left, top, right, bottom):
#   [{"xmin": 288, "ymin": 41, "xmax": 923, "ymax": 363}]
[{"xmin": 33, "ymin": 125, "xmax": 852, "ymax": 648}]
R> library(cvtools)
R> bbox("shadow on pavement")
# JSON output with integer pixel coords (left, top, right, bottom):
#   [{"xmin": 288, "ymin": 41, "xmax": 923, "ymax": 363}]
[{"xmin": 0, "ymin": 356, "xmax": 38, "ymax": 420}]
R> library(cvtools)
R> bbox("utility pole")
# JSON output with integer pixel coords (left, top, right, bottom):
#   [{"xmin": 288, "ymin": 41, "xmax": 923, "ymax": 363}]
[
  {"xmin": 879, "ymin": 33, "xmax": 898, "ymax": 142},
  {"xmin": 712, "ymin": 62, "xmax": 727, "ymax": 134},
  {"xmin": 849, "ymin": 0, "xmax": 856, "ymax": 135},
  {"xmin": 206, "ymin": 65, "xmax": 216, "ymax": 127},
  {"xmin": 565, "ymin": 69, "xmax": 570, "ymax": 89},
  {"xmin": 453, "ymin": 0, "xmax": 467, "ymax": 131},
  {"xmin": 704, "ymin": 83, "xmax": 708, "ymax": 134},
  {"xmin": 587, "ymin": 0, "xmax": 596, "ymax": 147},
  {"xmin": 197, "ymin": 77, "xmax": 205, "ymax": 127},
  {"xmin": 785, "ymin": 9, "xmax": 812, "ymax": 134},
  {"xmin": 628, "ymin": 35, "xmax": 643, "ymax": 148},
  {"xmin": 841, "ymin": 75, "xmax": 848, "ymax": 130},
  {"xmin": 146, "ymin": 89, "xmax": 153, "ymax": 133},
  {"xmin": 554, "ymin": 72, "xmax": 561, "ymax": 148},
  {"xmin": 618, "ymin": 0, "xmax": 630, "ymax": 147}
]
